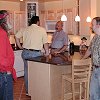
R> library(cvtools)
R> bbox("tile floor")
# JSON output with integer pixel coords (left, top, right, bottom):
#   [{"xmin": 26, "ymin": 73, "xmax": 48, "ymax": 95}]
[{"xmin": 13, "ymin": 77, "xmax": 31, "ymax": 100}]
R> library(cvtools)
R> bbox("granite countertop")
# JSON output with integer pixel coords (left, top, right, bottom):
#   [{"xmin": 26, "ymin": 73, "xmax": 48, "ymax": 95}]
[{"xmin": 26, "ymin": 52, "xmax": 72, "ymax": 65}]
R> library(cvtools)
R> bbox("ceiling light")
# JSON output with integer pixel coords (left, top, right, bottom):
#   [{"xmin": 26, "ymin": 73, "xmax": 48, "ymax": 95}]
[
  {"xmin": 61, "ymin": 0, "xmax": 67, "ymax": 21},
  {"xmin": 75, "ymin": 0, "xmax": 80, "ymax": 22},
  {"xmin": 61, "ymin": 14, "xmax": 67, "ymax": 21},
  {"xmin": 75, "ymin": 15, "xmax": 80, "ymax": 22},
  {"xmin": 86, "ymin": 16, "xmax": 91, "ymax": 22}
]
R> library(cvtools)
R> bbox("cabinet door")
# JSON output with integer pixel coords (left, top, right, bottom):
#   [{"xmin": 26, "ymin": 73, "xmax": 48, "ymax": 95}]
[
  {"xmin": 14, "ymin": 11, "xmax": 26, "ymax": 34},
  {"xmin": 26, "ymin": 2, "xmax": 38, "ymax": 26},
  {"xmin": 39, "ymin": 8, "xmax": 77, "ymax": 34},
  {"xmin": 14, "ymin": 50, "xmax": 24, "ymax": 77},
  {"xmin": 7, "ymin": 10, "xmax": 14, "ymax": 34},
  {"xmin": 47, "ymin": 10, "xmax": 56, "ymax": 20},
  {"xmin": 56, "ymin": 9, "xmax": 63, "ymax": 20},
  {"xmin": 40, "ymin": 10, "xmax": 46, "ymax": 27}
]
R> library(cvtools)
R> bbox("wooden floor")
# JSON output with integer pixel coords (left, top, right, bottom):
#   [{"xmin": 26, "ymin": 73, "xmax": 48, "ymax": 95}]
[{"xmin": 13, "ymin": 77, "xmax": 31, "ymax": 100}]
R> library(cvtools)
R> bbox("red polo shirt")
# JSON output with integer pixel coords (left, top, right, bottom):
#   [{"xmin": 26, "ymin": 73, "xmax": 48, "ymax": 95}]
[{"xmin": 0, "ymin": 27, "xmax": 17, "ymax": 81}]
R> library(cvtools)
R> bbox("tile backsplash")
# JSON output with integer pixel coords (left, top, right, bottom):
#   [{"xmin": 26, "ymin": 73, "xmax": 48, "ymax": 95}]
[
  {"xmin": 47, "ymin": 33, "xmax": 91, "ymax": 46},
  {"xmin": 9, "ymin": 34, "xmax": 94, "ymax": 46}
]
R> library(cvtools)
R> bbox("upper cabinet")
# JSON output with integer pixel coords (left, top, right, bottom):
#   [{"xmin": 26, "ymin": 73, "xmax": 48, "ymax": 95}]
[
  {"xmin": 7, "ymin": 10, "xmax": 26, "ymax": 35},
  {"xmin": 26, "ymin": 2, "xmax": 38, "ymax": 26},
  {"xmin": 39, "ymin": 8, "xmax": 77, "ymax": 34},
  {"xmin": 13, "ymin": 11, "xmax": 26, "ymax": 34},
  {"xmin": 7, "ymin": 11, "xmax": 14, "ymax": 35}
]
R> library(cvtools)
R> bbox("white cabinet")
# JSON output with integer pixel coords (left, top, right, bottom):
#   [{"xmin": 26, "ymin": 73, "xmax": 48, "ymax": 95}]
[
  {"xmin": 14, "ymin": 50, "xmax": 24, "ymax": 77},
  {"xmin": 7, "ymin": 10, "xmax": 26, "ymax": 35},
  {"xmin": 39, "ymin": 8, "xmax": 77, "ymax": 34},
  {"xmin": 28, "ymin": 61, "xmax": 70, "ymax": 100},
  {"xmin": 13, "ymin": 11, "xmax": 26, "ymax": 34}
]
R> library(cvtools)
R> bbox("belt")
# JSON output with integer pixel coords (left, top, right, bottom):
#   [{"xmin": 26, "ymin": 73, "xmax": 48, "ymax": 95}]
[
  {"xmin": 0, "ymin": 72, "xmax": 11, "ymax": 75},
  {"xmin": 24, "ymin": 48, "xmax": 40, "ymax": 52},
  {"xmin": 51, "ymin": 48, "xmax": 59, "ymax": 49}
]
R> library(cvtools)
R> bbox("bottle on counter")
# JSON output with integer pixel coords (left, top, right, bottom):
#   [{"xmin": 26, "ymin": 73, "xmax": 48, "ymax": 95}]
[{"xmin": 69, "ymin": 41, "xmax": 74, "ymax": 55}]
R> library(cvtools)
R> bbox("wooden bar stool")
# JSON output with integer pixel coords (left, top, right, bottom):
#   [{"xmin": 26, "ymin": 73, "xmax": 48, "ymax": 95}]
[{"xmin": 62, "ymin": 58, "xmax": 92, "ymax": 100}]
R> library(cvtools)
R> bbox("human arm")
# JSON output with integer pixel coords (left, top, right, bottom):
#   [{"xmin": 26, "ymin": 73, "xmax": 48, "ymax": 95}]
[
  {"xmin": 54, "ymin": 45, "xmax": 67, "ymax": 54},
  {"xmin": 82, "ymin": 38, "xmax": 93, "ymax": 59},
  {"xmin": 42, "ymin": 28, "xmax": 49, "ymax": 56},
  {"xmin": 15, "ymin": 37, "xmax": 23, "ymax": 49},
  {"xmin": 82, "ymin": 46, "xmax": 91, "ymax": 59},
  {"xmin": 43, "ymin": 43, "xmax": 49, "ymax": 56},
  {"xmin": 15, "ymin": 29, "xmax": 24, "ymax": 49}
]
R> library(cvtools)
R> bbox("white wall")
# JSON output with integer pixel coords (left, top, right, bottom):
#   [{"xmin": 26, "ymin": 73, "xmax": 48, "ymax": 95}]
[
  {"xmin": 91, "ymin": 0, "xmax": 96, "ymax": 18},
  {"xmin": 0, "ymin": 1, "xmax": 20, "ymax": 11},
  {"xmin": 97, "ymin": 0, "xmax": 100, "ymax": 16},
  {"xmin": 80, "ymin": 0, "xmax": 91, "ymax": 35}
]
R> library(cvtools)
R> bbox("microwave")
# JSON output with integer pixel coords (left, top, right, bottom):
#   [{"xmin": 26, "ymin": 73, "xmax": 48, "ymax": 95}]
[{"xmin": 45, "ymin": 20, "xmax": 57, "ymax": 32}]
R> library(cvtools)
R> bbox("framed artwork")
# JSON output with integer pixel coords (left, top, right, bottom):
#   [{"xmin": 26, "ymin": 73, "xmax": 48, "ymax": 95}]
[{"xmin": 26, "ymin": 2, "xmax": 38, "ymax": 26}]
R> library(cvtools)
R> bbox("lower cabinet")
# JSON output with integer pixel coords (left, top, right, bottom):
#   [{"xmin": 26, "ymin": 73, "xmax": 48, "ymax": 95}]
[
  {"xmin": 14, "ymin": 50, "xmax": 24, "ymax": 77},
  {"xmin": 28, "ymin": 61, "xmax": 71, "ymax": 100}
]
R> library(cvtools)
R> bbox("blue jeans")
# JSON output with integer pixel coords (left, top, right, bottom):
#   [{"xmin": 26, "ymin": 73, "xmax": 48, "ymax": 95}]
[
  {"xmin": 21, "ymin": 49, "xmax": 42, "ymax": 93},
  {"xmin": 0, "ymin": 73, "xmax": 13, "ymax": 100},
  {"xmin": 90, "ymin": 67, "xmax": 100, "ymax": 100}
]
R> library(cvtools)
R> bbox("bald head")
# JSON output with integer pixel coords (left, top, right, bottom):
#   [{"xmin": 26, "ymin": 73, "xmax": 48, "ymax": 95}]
[
  {"xmin": 91, "ymin": 17, "xmax": 100, "ymax": 34},
  {"xmin": 55, "ymin": 21, "xmax": 63, "ymax": 32}
]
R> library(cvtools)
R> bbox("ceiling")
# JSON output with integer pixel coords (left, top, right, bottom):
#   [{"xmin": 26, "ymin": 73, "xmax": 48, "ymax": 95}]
[
  {"xmin": 0, "ymin": 0, "xmax": 61, "ymax": 2},
  {"xmin": 38, "ymin": 0, "xmax": 61, "ymax": 2}
]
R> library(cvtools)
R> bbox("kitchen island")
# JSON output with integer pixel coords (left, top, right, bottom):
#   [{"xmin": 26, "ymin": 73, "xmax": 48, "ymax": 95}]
[{"xmin": 27, "ymin": 52, "xmax": 81, "ymax": 100}]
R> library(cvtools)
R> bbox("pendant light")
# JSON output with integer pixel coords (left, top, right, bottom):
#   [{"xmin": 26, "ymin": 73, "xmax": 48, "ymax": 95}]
[
  {"xmin": 86, "ymin": 0, "xmax": 91, "ymax": 22},
  {"xmin": 75, "ymin": 0, "xmax": 80, "ymax": 22},
  {"xmin": 61, "ymin": 14, "xmax": 67, "ymax": 21},
  {"xmin": 86, "ymin": 16, "xmax": 91, "ymax": 22},
  {"xmin": 61, "ymin": 0, "xmax": 67, "ymax": 21},
  {"xmin": 75, "ymin": 15, "xmax": 80, "ymax": 22}
]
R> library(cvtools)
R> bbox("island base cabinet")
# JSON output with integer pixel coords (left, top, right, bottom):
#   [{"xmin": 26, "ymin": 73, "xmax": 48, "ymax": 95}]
[
  {"xmin": 28, "ymin": 61, "xmax": 71, "ymax": 100},
  {"xmin": 28, "ymin": 62, "xmax": 51, "ymax": 100}
]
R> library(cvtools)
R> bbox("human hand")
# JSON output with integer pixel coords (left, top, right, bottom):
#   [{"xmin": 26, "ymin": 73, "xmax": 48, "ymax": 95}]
[
  {"xmin": 44, "ymin": 53, "xmax": 49, "ymax": 57},
  {"xmin": 52, "ymin": 52, "xmax": 59, "ymax": 56}
]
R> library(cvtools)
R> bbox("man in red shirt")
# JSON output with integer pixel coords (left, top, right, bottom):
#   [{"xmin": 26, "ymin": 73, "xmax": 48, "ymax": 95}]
[{"xmin": 0, "ymin": 10, "xmax": 17, "ymax": 100}]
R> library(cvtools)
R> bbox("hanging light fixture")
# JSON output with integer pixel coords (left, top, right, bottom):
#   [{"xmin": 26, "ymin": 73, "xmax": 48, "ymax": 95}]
[
  {"xmin": 75, "ymin": 0, "xmax": 80, "ymax": 22},
  {"xmin": 86, "ymin": 0, "xmax": 91, "ymax": 22},
  {"xmin": 61, "ymin": 0, "xmax": 67, "ymax": 21},
  {"xmin": 61, "ymin": 14, "xmax": 67, "ymax": 21},
  {"xmin": 86, "ymin": 16, "xmax": 91, "ymax": 22},
  {"xmin": 75, "ymin": 15, "xmax": 80, "ymax": 22}
]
